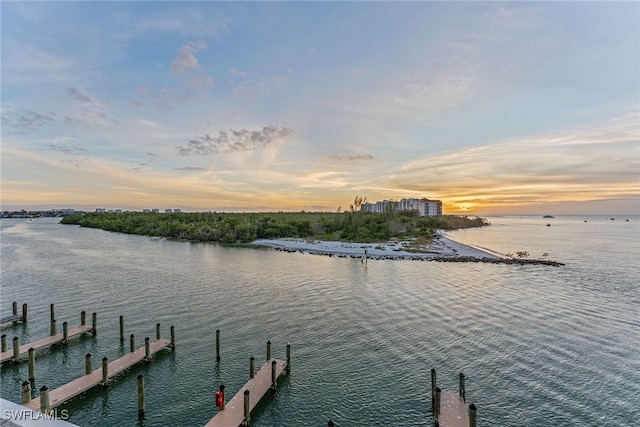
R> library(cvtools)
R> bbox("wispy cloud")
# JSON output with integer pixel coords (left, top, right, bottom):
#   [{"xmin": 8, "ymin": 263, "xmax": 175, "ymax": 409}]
[
  {"xmin": 178, "ymin": 125, "xmax": 295, "ymax": 156},
  {"xmin": 1, "ymin": 110, "xmax": 55, "ymax": 128}
]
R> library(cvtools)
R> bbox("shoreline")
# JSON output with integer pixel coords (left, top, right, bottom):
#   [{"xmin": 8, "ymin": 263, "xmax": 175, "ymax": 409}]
[
  {"xmin": 252, "ymin": 234, "xmax": 499, "ymax": 260},
  {"xmin": 251, "ymin": 235, "xmax": 564, "ymax": 266}
]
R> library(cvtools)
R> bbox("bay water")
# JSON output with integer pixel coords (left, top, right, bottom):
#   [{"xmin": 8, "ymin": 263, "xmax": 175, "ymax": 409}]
[{"xmin": 1, "ymin": 215, "xmax": 638, "ymax": 426}]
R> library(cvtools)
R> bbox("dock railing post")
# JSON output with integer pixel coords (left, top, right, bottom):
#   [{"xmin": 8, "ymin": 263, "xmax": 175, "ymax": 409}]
[
  {"xmin": 250, "ymin": 356, "xmax": 255, "ymax": 379},
  {"xmin": 120, "ymin": 315, "xmax": 124, "ymax": 343},
  {"xmin": 216, "ymin": 329, "xmax": 221, "ymax": 362},
  {"xmin": 270, "ymin": 360, "xmax": 277, "ymax": 392},
  {"xmin": 156, "ymin": 323, "xmax": 161, "ymax": 340},
  {"xmin": 435, "ymin": 387, "xmax": 441, "ymax": 421},
  {"xmin": 459, "ymin": 372, "xmax": 466, "ymax": 402},
  {"xmin": 1, "ymin": 335, "xmax": 6, "ymax": 353},
  {"xmin": 431, "ymin": 368, "xmax": 437, "ymax": 409},
  {"xmin": 144, "ymin": 337, "xmax": 150, "ymax": 362},
  {"xmin": 40, "ymin": 385, "xmax": 50, "ymax": 414},
  {"xmin": 85, "ymin": 353, "xmax": 92, "ymax": 375},
  {"xmin": 28, "ymin": 348, "xmax": 35, "ymax": 382},
  {"xmin": 92, "ymin": 312, "xmax": 97, "ymax": 335},
  {"xmin": 21, "ymin": 380, "xmax": 31, "ymax": 404},
  {"xmin": 12, "ymin": 337, "xmax": 20, "ymax": 362},
  {"xmin": 137, "ymin": 374, "xmax": 145, "ymax": 419},
  {"xmin": 130, "ymin": 334, "xmax": 135, "ymax": 353},
  {"xmin": 101, "ymin": 356, "xmax": 108, "ymax": 388},
  {"xmin": 468, "ymin": 403, "xmax": 477, "ymax": 427},
  {"xmin": 286, "ymin": 343, "xmax": 291, "ymax": 374},
  {"xmin": 266, "ymin": 340, "xmax": 271, "ymax": 361},
  {"xmin": 170, "ymin": 325, "xmax": 175, "ymax": 350},
  {"xmin": 50, "ymin": 319, "xmax": 57, "ymax": 336},
  {"xmin": 81, "ymin": 311, "xmax": 86, "ymax": 326},
  {"xmin": 243, "ymin": 389, "xmax": 250, "ymax": 426},
  {"xmin": 22, "ymin": 303, "xmax": 28, "ymax": 322},
  {"xmin": 63, "ymin": 321, "xmax": 69, "ymax": 345}
]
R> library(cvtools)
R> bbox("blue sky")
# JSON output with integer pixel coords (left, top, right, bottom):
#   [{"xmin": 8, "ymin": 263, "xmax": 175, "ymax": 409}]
[{"xmin": 2, "ymin": 1, "xmax": 639, "ymax": 214}]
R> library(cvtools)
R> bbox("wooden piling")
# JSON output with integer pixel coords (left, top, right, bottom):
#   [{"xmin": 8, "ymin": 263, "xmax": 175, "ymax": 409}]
[
  {"xmin": 286, "ymin": 343, "xmax": 291, "ymax": 374},
  {"xmin": 459, "ymin": 372, "xmax": 466, "ymax": 402},
  {"xmin": 328, "ymin": 421, "xmax": 335, "ymax": 427},
  {"xmin": 243, "ymin": 390, "xmax": 250, "ymax": 426},
  {"xmin": 120, "ymin": 315, "xmax": 124, "ymax": 343},
  {"xmin": 1, "ymin": 335, "xmax": 6, "ymax": 353},
  {"xmin": 92, "ymin": 312, "xmax": 97, "ymax": 335},
  {"xmin": 250, "ymin": 356, "xmax": 255, "ymax": 379},
  {"xmin": 469, "ymin": 403, "xmax": 477, "ymax": 427},
  {"xmin": 130, "ymin": 334, "xmax": 135, "ymax": 353},
  {"xmin": 50, "ymin": 304, "xmax": 55, "ymax": 324},
  {"xmin": 170, "ymin": 325, "xmax": 175, "ymax": 350},
  {"xmin": 137, "ymin": 374, "xmax": 145, "ymax": 419},
  {"xmin": 270, "ymin": 360, "xmax": 277, "ymax": 392},
  {"xmin": 63, "ymin": 321, "xmax": 69, "ymax": 345},
  {"xmin": 22, "ymin": 303, "xmax": 28, "ymax": 322},
  {"xmin": 216, "ymin": 329, "xmax": 221, "ymax": 362},
  {"xmin": 101, "ymin": 357, "xmax": 108, "ymax": 388},
  {"xmin": 50, "ymin": 319, "xmax": 57, "ymax": 336},
  {"xmin": 21, "ymin": 380, "xmax": 31, "ymax": 404},
  {"xmin": 13, "ymin": 302, "xmax": 17, "ymax": 316},
  {"xmin": 13, "ymin": 337, "xmax": 20, "ymax": 362},
  {"xmin": 266, "ymin": 340, "xmax": 271, "ymax": 361},
  {"xmin": 40, "ymin": 385, "xmax": 50, "ymax": 414},
  {"xmin": 431, "ymin": 368, "xmax": 437, "ymax": 408},
  {"xmin": 144, "ymin": 337, "xmax": 150, "ymax": 362},
  {"xmin": 81, "ymin": 311, "xmax": 86, "ymax": 326},
  {"xmin": 156, "ymin": 323, "xmax": 161, "ymax": 340},
  {"xmin": 85, "ymin": 353, "xmax": 92, "ymax": 375},
  {"xmin": 28, "ymin": 348, "xmax": 35, "ymax": 381},
  {"xmin": 435, "ymin": 387, "xmax": 441, "ymax": 420}
]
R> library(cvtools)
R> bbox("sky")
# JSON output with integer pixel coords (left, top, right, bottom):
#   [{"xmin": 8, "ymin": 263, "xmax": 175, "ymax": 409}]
[{"xmin": 1, "ymin": 1, "xmax": 639, "ymax": 215}]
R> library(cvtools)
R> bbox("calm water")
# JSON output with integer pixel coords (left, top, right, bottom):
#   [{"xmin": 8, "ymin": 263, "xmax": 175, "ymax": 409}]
[{"xmin": 1, "ymin": 216, "xmax": 638, "ymax": 426}]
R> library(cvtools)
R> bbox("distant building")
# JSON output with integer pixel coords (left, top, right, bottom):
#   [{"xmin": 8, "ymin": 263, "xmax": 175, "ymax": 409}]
[
  {"xmin": 151, "ymin": 208, "xmax": 159, "ymax": 213},
  {"xmin": 96, "ymin": 208, "xmax": 106, "ymax": 214},
  {"xmin": 165, "ymin": 209, "xmax": 173, "ymax": 213},
  {"xmin": 362, "ymin": 198, "xmax": 442, "ymax": 216},
  {"xmin": 143, "ymin": 209, "xmax": 151, "ymax": 213},
  {"xmin": 173, "ymin": 208, "xmax": 182, "ymax": 213}
]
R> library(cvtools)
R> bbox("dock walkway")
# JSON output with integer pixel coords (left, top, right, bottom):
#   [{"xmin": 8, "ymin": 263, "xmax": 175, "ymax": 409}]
[
  {"xmin": 24, "ymin": 338, "xmax": 172, "ymax": 410},
  {"xmin": 0, "ymin": 325, "xmax": 92, "ymax": 363},
  {"xmin": 205, "ymin": 359, "xmax": 287, "ymax": 427},
  {"xmin": 437, "ymin": 390, "xmax": 469, "ymax": 427}
]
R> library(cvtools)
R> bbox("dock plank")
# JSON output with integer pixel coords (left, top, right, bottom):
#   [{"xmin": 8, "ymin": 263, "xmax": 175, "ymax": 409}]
[
  {"xmin": 0, "ymin": 325, "xmax": 92, "ymax": 363},
  {"xmin": 438, "ymin": 390, "xmax": 469, "ymax": 427},
  {"xmin": 0, "ymin": 314, "xmax": 23, "ymax": 325},
  {"xmin": 24, "ymin": 339, "xmax": 171, "ymax": 410},
  {"xmin": 205, "ymin": 359, "xmax": 287, "ymax": 427}
]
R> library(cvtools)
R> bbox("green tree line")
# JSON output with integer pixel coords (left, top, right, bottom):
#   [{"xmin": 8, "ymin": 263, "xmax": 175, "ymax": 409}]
[{"xmin": 61, "ymin": 209, "xmax": 488, "ymax": 243}]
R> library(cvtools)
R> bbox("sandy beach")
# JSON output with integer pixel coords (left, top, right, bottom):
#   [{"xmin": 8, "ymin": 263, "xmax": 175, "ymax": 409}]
[{"xmin": 252, "ymin": 234, "xmax": 499, "ymax": 260}]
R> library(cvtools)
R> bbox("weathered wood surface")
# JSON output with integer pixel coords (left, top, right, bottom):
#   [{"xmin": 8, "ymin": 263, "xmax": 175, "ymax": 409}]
[
  {"xmin": 24, "ymin": 339, "xmax": 171, "ymax": 410},
  {"xmin": 0, "ymin": 325, "xmax": 92, "ymax": 363},
  {"xmin": 438, "ymin": 390, "xmax": 469, "ymax": 427},
  {"xmin": 0, "ymin": 313, "xmax": 23, "ymax": 325},
  {"xmin": 205, "ymin": 359, "xmax": 287, "ymax": 427}
]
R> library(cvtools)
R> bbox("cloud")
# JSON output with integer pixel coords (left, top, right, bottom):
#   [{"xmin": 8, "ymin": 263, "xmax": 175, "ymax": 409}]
[
  {"xmin": 171, "ymin": 41, "xmax": 206, "ymax": 74},
  {"xmin": 47, "ymin": 143, "xmax": 86, "ymax": 155},
  {"xmin": 175, "ymin": 166, "xmax": 208, "ymax": 171},
  {"xmin": 177, "ymin": 125, "xmax": 295, "ymax": 156},
  {"xmin": 1, "ymin": 110, "xmax": 55, "ymax": 128},
  {"xmin": 67, "ymin": 87, "xmax": 93, "ymax": 103},
  {"xmin": 332, "ymin": 154, "xmax": 374, "ymax": 161}
]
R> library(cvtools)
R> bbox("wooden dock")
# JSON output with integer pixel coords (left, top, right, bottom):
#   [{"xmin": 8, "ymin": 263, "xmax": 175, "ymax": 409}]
[
  {"xmin": 0, "ymin": 325, "xmax": 92, "ymax": 363},
  {"xmin": 437, "ymin": 390, "xmax": 469, "ymax": 427},
  {"xmin": 205, "ymin": 358, "xmax": 287, "ymax": 427},
  {"xmin": 0, "ymin": 302, "xmax": 27, "ymax": 327},
  {"xmin": 24, "ymin": 338, "xmax": 172, "ymax": 410}
]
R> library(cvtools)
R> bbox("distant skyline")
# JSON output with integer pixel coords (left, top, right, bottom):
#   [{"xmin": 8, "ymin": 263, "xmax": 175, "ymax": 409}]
[{"xmin": 2, "ymin": 1, "xmax": 639, "ymax": 215}]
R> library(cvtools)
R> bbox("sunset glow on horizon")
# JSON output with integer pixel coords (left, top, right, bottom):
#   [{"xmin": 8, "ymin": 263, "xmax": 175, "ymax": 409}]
[{"xmin": 2, "ymin": 2, "xmax": 639, "ymax": 215}]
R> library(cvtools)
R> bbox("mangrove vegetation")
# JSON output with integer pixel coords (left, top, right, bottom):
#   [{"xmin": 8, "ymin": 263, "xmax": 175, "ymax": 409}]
[{"xmin": 61, "ymin": 209, "xmax": 488, "ymax": 244}]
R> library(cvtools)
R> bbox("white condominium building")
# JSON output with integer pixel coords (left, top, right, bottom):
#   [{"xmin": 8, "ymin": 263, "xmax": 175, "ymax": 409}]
[{"xmin": 361, "ymin": 198, "xmax": 442, "ymax": 216}]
